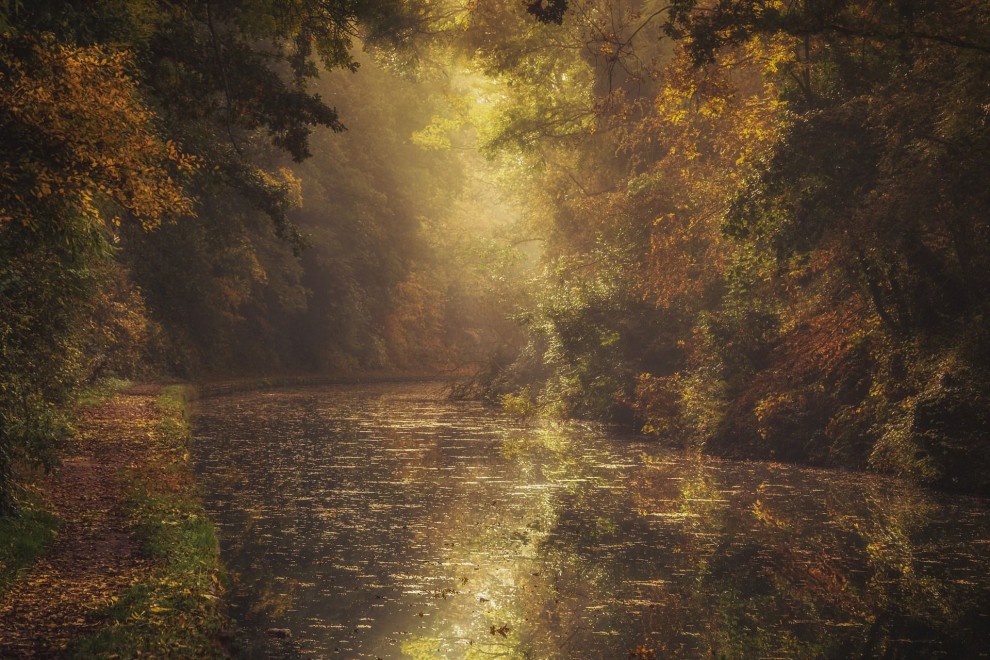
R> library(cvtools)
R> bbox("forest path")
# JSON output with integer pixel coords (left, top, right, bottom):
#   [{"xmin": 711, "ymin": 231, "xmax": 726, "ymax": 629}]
[{"xmin": 0, "ymin": 385, "xmax": 161, "ymax": 656}]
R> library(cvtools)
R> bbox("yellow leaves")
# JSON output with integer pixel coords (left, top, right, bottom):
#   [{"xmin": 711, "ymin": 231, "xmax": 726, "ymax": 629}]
[
  {"xmin": 648, "ymin": 33, "xmax": 791, "ymax": 171},
  {"xmin": 743, "ymin": 31, "xmax": 800, "ymax": 77},
  {"xmin": 411, "ymin": 115, "xmax": 462, "ymax": 151},
  {"xmin": 0, "ymin": 39, "xmax": 195, "ymax": 231},
  {"xmin": 259, "ymin": 167, "xmax": 302, "ymax": 209},
  {"xmin": 161, "ymin": 141, "xmax": 201, "ymax": 180},
  {"xmin": 632, "ymin": 35, "xmax": 797, "ymax": 312},
  {"xmin": 698, "ymin": 94, "xmax": 727, "ymax": 119},
  {"xmin": 753, "ymin": 392, "xmax": 799, "ymax": 439},
  {"xmin": 655, "ymin": 82, "xmax": 693, "ymax": 125}
]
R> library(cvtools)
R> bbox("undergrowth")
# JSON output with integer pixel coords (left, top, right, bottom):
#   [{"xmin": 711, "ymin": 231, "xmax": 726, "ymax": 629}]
[{"xmin": 0, "ymin": 498, "xmax": 57, "ymax": 598}]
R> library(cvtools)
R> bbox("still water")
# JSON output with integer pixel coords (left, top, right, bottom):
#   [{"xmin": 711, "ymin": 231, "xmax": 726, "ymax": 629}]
[{"xmin": 192, "ymin": 382, "xmax": 990, "ymax": 658}]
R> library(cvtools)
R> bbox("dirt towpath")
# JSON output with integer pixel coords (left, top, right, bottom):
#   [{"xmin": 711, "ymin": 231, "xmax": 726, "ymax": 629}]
[{"xmin": 0, "ymin": 385, "xmax": 161, "ymax": 656}]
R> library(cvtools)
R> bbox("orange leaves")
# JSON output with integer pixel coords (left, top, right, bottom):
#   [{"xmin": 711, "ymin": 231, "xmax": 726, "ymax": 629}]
[
  {"xmin": 644, "ymin": 210, "xmax": 723, "ymax": 309},
  {"xmin": 0, "ymin": 37, "xmax": 197, "ymax": 232},
  {"xmin": 636, "ymin": 41, "xmax": 789, "ymax": 311},
  {"xmin": 773, "ymin": 296, "xmax": 869, "ymax": 384}
]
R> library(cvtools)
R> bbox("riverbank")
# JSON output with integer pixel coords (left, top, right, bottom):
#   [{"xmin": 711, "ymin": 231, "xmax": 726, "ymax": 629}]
[
  {"xmin": 0, "ymin": 383, "xmax": 228, "ymax": 657},
  {"xmin": 196, "ymin": 370, "xmax": 462, "ymax": 399},
  {"xmin": 200, "ymin": 372, "xmax": 990, "ymax": 498}
]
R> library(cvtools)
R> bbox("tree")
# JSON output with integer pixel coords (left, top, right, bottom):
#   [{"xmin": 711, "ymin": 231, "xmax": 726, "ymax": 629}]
[
  {"xmin": 0, "ymin": 0, "xmax": 416, "ymax": 512},
  {"xmin": 0, "ymin": 35, "xmax": 194, "ymax": 513}
]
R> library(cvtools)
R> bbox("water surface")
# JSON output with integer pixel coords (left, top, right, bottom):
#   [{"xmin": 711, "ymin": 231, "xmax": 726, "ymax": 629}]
[{"xmin": 192, "ymin": 382, "xmax": 990, "ymax": 658}]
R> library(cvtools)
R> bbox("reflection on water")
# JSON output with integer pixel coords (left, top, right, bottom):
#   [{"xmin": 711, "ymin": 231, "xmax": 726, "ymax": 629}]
[{"xmin": 192, "ymin": 383, "xmax": 990, "ymax": 658}]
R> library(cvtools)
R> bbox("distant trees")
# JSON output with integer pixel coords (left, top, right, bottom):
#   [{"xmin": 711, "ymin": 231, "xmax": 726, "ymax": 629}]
[
  {"xmin": 0, "ymin": 0, "xmax": 524, "ymax": 513},
  {"xmin": 420, "ymin": 0, "xmax": 990, "ymax": 491},
  {"xmin": 3, "ymin": 0, "xmax": 989, "ymax": 510},
  {"xmin": 0, "ymin": 0, "xmax": 417, "ymax": 512}
]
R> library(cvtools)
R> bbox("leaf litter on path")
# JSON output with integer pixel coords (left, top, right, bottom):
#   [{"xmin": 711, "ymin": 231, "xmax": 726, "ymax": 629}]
[{"xmin": 0, "ymin": 386, "xmax": 162, "ymax": 656}]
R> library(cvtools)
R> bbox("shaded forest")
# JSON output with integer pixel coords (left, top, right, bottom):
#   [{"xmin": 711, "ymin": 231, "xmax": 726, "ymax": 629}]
[{"xmin": 3, "ymin": 0, "xmax": 990, "ymax": 516}]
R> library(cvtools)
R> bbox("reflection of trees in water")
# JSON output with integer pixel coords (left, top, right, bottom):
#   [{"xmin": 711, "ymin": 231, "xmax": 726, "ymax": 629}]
[
  {"xmin": 489, "ymin": 428, "xmax": 990, "ymax": 658},
  {"xmin": 197, "ymin": 390, "xmax": 990, "ymax": 658},
  {"xmin": 854, "ymin": 484, "xmax": 990, "ymax": 658},
  {"xmin": 642, "ymin": 467, "xmax": 986, "ymax": 658},
  {"xmin": 399, "ymin": 419, "xmax": 624, "ymax": 657}
]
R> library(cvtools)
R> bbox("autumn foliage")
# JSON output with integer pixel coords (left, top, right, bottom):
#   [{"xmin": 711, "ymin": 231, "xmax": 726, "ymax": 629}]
[
  {"xmin": 2, "ymin": 0, "xmax": 990, "ymax": 516},
  {"xmin": 427, "ymin": 0, "xmax": 990, "ymax": 493}
]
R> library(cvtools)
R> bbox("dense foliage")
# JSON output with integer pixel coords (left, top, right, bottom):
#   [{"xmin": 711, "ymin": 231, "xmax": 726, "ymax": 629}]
[
  {"xmin": 2, "ymin": 0, "xmax": 990, "ymax": 510},
  {"xmin": 0, "ymin": 0, "xmax": 507, "ymax": 512},
  {"xmin": 407, "ymin": 0, "xmax": 990, "ymax": 493}
]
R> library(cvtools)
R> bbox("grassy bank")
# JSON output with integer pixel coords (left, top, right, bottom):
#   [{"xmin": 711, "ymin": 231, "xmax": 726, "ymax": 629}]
[
  {"xmin": 0, "ymin": 503, "xmax": 57, "ymax": 598},
  {"xmin": 70, "ymin": 385, "xmax": 229, "ymax": 658}
]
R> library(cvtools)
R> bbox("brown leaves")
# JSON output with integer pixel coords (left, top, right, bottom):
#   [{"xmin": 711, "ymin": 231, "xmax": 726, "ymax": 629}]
[
  {"xmin": 0, "ymin": 388, "xmax": 161, "ymax": 656},
  {"xmin": 490, "ymin": 623, "xmax": 511, "ymax": 637}
]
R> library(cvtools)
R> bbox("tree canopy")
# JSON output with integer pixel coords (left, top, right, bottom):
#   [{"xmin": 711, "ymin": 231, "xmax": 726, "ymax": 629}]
[{"xmin": 3, "ymin": 0, "xmax": 990, "ymax": 512}]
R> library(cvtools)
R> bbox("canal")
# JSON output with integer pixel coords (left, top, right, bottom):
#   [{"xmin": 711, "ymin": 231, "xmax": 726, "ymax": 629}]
[{"xmin": 192, "ymin": 382, "xmax": 990, "ymax": 658}]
